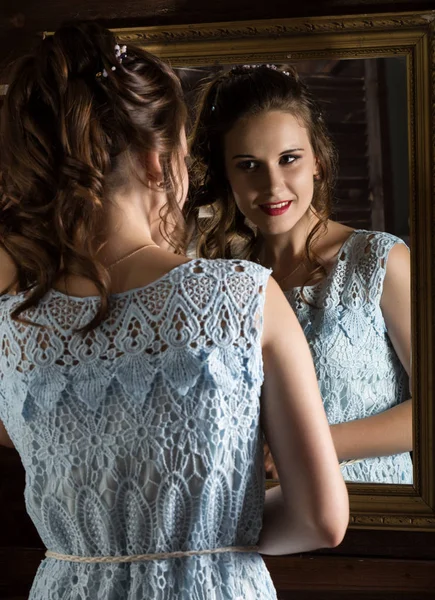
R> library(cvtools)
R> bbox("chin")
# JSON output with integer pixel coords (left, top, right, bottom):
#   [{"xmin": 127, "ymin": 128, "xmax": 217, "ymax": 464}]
[{"xmin": 257, "ymin": 220, "xmax": 299, "ymax": 237}]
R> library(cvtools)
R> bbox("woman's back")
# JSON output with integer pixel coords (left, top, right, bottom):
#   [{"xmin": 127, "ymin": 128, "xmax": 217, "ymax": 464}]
[
  {"xmin": 0, "ymin": 23, "xmax": 348, "ymax": 597},
  {"xmin": 0, "ymin": 258, "xmax": 277, "ymax": 599}
]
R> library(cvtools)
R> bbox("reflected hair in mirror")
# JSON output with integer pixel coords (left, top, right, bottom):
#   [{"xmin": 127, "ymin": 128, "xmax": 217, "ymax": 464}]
[{"xmin": 187, "ymin": 64, "xmax": 338, "ymax": 289}]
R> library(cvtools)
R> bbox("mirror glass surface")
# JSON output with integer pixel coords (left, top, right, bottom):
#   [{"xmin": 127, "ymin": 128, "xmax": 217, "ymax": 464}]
[{"xmin": 177, "ymin": 57, "xmax": 411, "ymax": 484}]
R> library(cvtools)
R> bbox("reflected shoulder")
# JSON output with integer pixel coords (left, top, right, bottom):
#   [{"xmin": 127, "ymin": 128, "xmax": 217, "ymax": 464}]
[
  {"xmin": 381, "ymin": 242, "xmax": 411, "ymax": 312},
  {"xmin": 385, "ymin": 242, "xmax": 411, "ymax": 279}
]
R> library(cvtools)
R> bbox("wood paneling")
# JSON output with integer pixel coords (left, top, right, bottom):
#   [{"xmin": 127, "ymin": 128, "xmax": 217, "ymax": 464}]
[
  {"xmin": 1, "ymin": 1, "xmax": 434, "ymax": 597},
  {"xmin": 1, "ymin": 1, "xmax": 435, "ymax": 79},
  {"xmin": 0, "ymin": 548, "xmax": 44, "ymax": 599},
  {"xmin": 0, "ymin": 449, "xmax": 41, "ymax": 548},
  {"xmin": 264, "ymin": 555, "xmax": 435, "ymax": 593},
  {"xmin": 1, "ymin": 546, "xmax": 434, "ymax": 599},
  {"xmin": 1, "ymin": 0, "xmax": 435, "ymax": 30}
]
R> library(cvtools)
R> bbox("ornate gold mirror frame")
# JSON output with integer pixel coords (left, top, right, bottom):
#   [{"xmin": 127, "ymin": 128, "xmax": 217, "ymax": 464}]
[{"xmin": 47, "ymin": 11, "xmax": 435, "ymax": 531}]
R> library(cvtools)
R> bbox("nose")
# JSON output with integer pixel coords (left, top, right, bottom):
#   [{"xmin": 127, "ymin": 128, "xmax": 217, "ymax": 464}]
[{"xmin": 260, "ymin": 164, "xmax": 285, "ymax": 197}]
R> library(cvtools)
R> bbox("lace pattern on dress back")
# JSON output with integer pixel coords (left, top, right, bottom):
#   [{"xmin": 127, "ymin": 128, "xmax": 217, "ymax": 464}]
[{"xmin": 0, "ymin": 259, "xmax": 277, "ymax": 600}]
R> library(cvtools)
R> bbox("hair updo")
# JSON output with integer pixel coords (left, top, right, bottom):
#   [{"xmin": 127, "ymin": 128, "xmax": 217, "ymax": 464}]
[
  {"xmin": 0, "ymin": 21, "xmax": 187, "ymax": 331},
  {"xmin": 186, "ymin": 64, "xmax": 338, "ymax": 290}
]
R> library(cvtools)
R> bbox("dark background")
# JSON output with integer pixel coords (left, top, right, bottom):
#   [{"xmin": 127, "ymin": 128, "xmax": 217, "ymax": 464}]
[
  {"xmin": 177, "ymin": 57, "xmax": 409, "ymax": 238},
  {"xmin": 0, "ymin": 1, "xmax": 434, "ymax": 598}
]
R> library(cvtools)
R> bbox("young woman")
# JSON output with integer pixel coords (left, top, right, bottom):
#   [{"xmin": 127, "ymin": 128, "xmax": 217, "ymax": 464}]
[
  {"xmin": 188, "ymin": 64, "xmax": 412, "ymax": 485},
  {"xmin": 0, "ymin": 25, "xmax": 347, "ymax": 600}
]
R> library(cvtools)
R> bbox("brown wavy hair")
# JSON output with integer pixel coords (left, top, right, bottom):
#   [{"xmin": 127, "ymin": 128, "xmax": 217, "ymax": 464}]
[
  {"xmin": 0, "ymin": 21, "xmax": 187, "ymax": 331},
  {"xmin": 186, "ymin": 65, "xmax": 338, "ymax": 290}
]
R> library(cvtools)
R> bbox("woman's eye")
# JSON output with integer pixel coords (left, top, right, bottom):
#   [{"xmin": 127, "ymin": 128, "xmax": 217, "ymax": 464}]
[
  {"xmin": 280, "ymin": 154, "xmax": 298, "ymax": 165},
  {"xmin": 236, "ymin": 160, "xmax": 257, "ymax": 172}
]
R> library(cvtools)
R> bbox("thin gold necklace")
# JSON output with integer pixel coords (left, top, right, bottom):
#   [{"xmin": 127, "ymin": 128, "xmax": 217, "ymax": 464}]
[
  {"xmin": 275, "ymin": 261, "xmax": 303, "ymax": 287},
  {"xmin": 107, "ymin": 243, "xmax": 159, "ymax": 270},
  {"xmin": 256, "ymin": 252, "xmax": 304, "ymax": 287}
]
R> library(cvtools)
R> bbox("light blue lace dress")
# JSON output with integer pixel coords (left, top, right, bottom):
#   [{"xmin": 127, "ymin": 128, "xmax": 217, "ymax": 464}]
[
  {"xmin": 284, "ymin": 230, "xmax": 412, "ymax": 484},
  {"xmin": 0, "ymin": 259, "xmax": 278, "ymax": 600}
]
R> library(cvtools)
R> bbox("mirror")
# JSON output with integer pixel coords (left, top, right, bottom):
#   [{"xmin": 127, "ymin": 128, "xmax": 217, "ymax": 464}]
[
  {"xmin": 174, "ymin": 56, "xmax": 410, "ymax": 486},
  {"xmin": 110, "ymin": 10, "xmax": 435, "ymax": 528}
]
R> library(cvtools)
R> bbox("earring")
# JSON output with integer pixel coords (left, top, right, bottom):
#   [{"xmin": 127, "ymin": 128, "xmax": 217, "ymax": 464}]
[{"xmin": 156, "ymin": 181, "xmax": 165, "ymax": 189}]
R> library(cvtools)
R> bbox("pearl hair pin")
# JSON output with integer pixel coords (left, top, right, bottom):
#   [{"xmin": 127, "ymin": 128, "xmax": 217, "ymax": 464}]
[{"xmin": 96, "ymin": 44, "xmax": 127, "ymax": 79}]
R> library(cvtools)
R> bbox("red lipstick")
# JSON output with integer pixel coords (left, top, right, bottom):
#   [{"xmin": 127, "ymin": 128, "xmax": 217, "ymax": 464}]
[{"xmin": 259, "ymin": 201, "xmax": 292, "ymax": 217}]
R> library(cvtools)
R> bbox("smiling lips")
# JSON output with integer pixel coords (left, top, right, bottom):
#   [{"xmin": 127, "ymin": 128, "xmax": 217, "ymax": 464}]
[{"xmin": 259, "ymin": 201, "xmax": 292, "ymax": 216}]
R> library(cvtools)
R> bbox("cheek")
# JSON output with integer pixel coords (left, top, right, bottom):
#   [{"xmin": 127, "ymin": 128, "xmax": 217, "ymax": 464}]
[
  {"xmin": 231, "ymin": 186, "xmax": 255, "ymax": 217},
  {"xmin": 291, "ymin": 166, "xmax": 315, "ymax": 200},
  {"xmin": 227, "ymin": 171, "xmax": 255, "ymax": 204},
  {"xmin": 232, "ymin": 190, "xmax": 245, "ymax": 213}
]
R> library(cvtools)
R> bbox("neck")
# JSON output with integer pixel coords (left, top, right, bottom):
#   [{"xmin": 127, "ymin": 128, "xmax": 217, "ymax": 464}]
[
  {"xmin": 259, "ymin": 210, "xmax": 320, "ymax": 270},
  {"xmin": 98, "ymin": 186, "xmax": 170, "ymax": 266}
]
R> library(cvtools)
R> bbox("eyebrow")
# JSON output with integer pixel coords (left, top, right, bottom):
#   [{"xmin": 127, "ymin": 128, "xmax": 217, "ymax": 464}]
[{"xmin": 231, "ymin": 148, "xmax": 305, "ymax": 159}]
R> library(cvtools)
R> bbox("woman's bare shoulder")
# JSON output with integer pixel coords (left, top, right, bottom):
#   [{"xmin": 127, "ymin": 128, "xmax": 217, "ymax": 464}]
[{"xmin": 319, "ymin": 221, "xmax": 355, "ymax": 265}]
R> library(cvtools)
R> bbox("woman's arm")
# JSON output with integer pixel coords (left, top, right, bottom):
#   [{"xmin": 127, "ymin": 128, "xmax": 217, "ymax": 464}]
[
  {"xmin": 330, "ymin": 243, "xmax": 412, "ymax": 462},
  {"xmin": 330, "ymin": 400, "xmax": 411, "ymax": 462},
  {"xmin": 0, "ymin": 420, "xmax": 14, "ymax": 448},
  {"xmin": 0, "ymin": 247, "xmax": 17, "ymax": 448},
  {"xmin": 259, "ymin": 277, "xmax": 348, "ymax": 556}
]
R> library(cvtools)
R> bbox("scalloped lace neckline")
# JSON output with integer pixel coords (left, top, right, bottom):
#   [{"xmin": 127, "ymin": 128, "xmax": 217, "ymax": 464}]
[
  {"xmin": 285, "ymin": 229, "xmax": 361, "ymax": 293},
  {"xmin": 20, "ymin": 259, "xmax": 196, "ymax": 303}
]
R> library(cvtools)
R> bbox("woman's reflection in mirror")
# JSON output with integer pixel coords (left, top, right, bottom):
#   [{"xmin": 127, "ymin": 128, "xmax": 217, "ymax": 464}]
[{"xmin": 187, "ymin": 64, "xmax": 412, "ymax": 484}]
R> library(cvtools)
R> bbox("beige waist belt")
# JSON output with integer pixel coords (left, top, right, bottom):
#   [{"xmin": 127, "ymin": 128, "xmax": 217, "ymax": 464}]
[{"xmin": 45, "ymin": 546, "xmax": 259, "ymax": 564}]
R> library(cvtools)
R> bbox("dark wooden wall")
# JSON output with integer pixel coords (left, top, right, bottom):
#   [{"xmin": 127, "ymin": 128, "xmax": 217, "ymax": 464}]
[
  {"xmin": 1, "ymin": 1, "xmax": 435, "ymax": 598},
  {"xmin": 1, "ymin": 0, "xmax": 435, "ymax": 79}
]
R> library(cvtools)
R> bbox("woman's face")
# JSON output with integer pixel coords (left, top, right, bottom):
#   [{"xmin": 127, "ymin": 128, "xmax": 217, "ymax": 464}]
[{"xmin": 224, "ymin": 110, "xmax": 318, "ymax": 237}]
